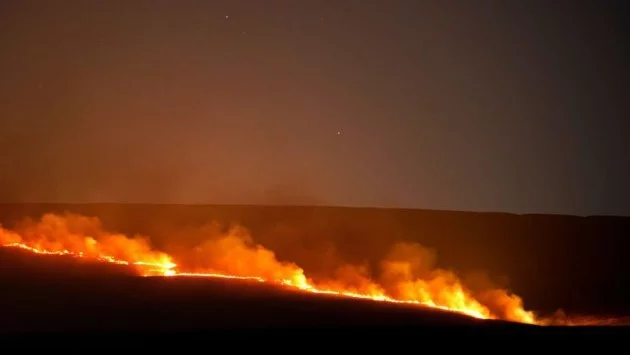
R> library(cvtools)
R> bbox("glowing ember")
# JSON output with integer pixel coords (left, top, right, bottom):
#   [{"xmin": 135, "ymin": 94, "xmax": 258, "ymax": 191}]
[{"xmin": 0, "ymin": 213, "xmax": 617, "ymax": 326}]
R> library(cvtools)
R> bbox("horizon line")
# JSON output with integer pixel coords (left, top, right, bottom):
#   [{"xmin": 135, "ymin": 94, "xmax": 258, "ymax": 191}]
[{"xmin": 0, "ymin": 201, "xmax": 628, "ymax": 219}]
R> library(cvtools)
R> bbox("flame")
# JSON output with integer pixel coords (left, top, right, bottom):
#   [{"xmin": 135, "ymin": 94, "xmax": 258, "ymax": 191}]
[
  {"xmin": 0, "ymin": 213, "xmax": 616, "ymax": 326},
  {"xmin": 1, "ymin": 214, "xmax": 175, "ymax": 276}
]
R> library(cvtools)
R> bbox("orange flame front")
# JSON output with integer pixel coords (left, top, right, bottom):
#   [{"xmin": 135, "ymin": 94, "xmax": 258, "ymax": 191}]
[{"xmin": 0, "ymin": 213, "xmax": 614, "ymax": 326}]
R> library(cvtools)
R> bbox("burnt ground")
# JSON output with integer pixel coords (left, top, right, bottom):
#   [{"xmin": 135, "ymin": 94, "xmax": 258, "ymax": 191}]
[{"xmin": 0, "ymin": 247, "xmax": 627, "ymax": 344}]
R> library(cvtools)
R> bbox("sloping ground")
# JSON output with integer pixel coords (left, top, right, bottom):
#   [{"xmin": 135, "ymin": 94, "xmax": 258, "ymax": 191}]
[
  {"xmin": 3, "ymin": 249, "xmax": 628, "ymax": 348},
  {"xmin": 1, "ymin": 247, "xmax": 517, "ymax": 332},
  {"xmin": 3, "ymin": 248, "xmax": 628, "ymax": 343}
]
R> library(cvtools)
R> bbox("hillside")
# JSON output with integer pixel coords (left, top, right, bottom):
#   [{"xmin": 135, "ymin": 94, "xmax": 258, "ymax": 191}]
[
  {"xmin": 1, "ymin": 247, "xmax": 509, "ymax": 331},
  {"xmin": 1, "ymin": 203, "xmax": 629, "ymax": 317}
]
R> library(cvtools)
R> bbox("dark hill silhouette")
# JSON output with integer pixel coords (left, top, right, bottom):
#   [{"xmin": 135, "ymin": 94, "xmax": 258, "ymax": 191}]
[
  {"xmin": 1, "ymin": 203, "xmax": 629, "ymax": 318},
  {"xmin": 3, "ymin": 247, "xmax": 628, "ymax": 344},
  {"xmin": 0, "ymin": 247, "xmax": 502, "ymax": 330}
]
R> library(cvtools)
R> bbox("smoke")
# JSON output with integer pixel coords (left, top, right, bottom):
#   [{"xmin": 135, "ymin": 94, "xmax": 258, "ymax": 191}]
[
  {"xmin": 165, "ymin": 222, "xmax": 308, "ymax": 286},
  {"xmin": 540, "ymin": 310, "xmax": 630, "ymax": 326},
  {"xmin": 261, "ymin": 183, "xmax": 327, "ymax": 206},
  {"xmin": 1, "ymin": 212, "xmax": 538, "ymax": 323}
]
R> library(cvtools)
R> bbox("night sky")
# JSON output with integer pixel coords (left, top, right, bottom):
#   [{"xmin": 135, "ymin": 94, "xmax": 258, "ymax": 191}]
[{"xmin": 1, "ymin": 0, "xmax": 628, "ymax": 216}]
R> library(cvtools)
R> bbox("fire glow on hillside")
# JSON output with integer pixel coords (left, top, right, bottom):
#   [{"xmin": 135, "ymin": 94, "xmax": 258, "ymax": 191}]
[{"xmin": 0, "ymin": 213, "xmax": 620, "ymax": 326}]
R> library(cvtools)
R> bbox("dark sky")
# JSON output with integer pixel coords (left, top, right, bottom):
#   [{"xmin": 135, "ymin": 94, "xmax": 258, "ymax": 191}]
[{"xmin": 1, "ymin": 0, "xmax": 628, "ymax": 216}]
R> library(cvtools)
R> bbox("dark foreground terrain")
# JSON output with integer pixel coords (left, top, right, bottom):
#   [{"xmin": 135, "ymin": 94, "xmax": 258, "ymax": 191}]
[
  {"xmin": 0, "ymin": 247, "xmax": 494, "ymax": 331},
  {"xmin": 0, "ymin": 248, "xmax": 627, "ymax": 344}
]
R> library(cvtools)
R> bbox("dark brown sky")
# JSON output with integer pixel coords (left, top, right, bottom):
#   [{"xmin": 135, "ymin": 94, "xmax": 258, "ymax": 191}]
[{"xmin": 1, "ymin": 0, "xmax": 629, "ymax": 216}]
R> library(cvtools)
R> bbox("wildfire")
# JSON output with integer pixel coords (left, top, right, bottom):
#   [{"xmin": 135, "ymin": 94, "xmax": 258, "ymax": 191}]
[{"xmin": 0, "ymin": 212, "xmax": 595, "ymax": 326}]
